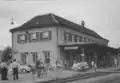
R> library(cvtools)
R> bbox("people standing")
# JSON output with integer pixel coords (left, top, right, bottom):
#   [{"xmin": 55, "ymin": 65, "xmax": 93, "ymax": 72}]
[
  {"xmin": 36, "ymin": 60, "xmax": 42, "ymax": 77},
  {"xmin": 11, "ymin": 59, "xmax": 19, "ymax": 80},
  {"xmin": 91, "ymin": 60, "xmax": 96, "ymax": 72},
  {"xmin": 0, "ymin": 60, "xmax": 8, "ymax": 80},
  {"xmin": 45, "ymin": 58, "xmax": 50, "ymax": 72},
  {"xmin": 114, "ymin": 58, "xmax": 118, "ymax": 68}
]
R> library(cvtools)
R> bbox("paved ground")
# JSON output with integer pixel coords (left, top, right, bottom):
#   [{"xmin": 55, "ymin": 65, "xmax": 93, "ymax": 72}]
[
  {"xmin": 0, "ymin": 68, "xmax": 119, "ymax": 83},
  {"xmin": 70, "ymin": 73, "xmax": 120, "ymax": 83}
]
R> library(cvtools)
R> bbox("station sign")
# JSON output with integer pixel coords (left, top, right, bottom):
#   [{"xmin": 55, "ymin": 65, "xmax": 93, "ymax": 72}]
[{"xmin": 64, "ymin": 46, "xmax": 79, "ymax": 50}]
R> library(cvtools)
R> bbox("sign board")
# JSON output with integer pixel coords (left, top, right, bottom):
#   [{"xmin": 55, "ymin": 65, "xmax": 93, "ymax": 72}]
[{"xmin": 64, "ymin": 46, "xmax": 78, "ymax": 50}]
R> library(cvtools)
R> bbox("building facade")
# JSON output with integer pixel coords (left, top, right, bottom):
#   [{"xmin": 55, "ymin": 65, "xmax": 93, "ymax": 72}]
[{"xmin": 10, "ymin": 13, "xmax": 109, "ymax": 67}]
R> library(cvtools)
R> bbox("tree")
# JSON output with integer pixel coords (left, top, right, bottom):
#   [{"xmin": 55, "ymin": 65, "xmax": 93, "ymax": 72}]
[{"xmin": 1, "ymin": 46, "xmax": 12, "ymax": 62}]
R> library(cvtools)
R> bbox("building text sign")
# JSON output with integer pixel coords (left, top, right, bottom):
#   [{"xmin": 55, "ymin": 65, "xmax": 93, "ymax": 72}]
[{"xmin": 64, "ymin": 46, "xmax": 78, "ymax": 50}]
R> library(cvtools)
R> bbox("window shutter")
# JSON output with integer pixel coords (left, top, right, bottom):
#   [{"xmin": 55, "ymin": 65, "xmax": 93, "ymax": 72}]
[
  {"xmin": 36, "ymin": 32, "xmax": 39, "ymax": 41},
  {"xmin": 35, "ymin": 54, "xmax": 38, "ymax": 62},
  {"xmin": 25, "ymin": 34, "xmax": 28, "ymax": 43},
  {"xmin": 17, "ymin": 34, "xmax": 20, "ymax": 43},
  {"xmin": 74, "ymin": 35, "xmax": 77, "ymax": 42},
  {"xmin": 28, "ymin": 33, "xmax": 31, "ymax": 42},
  {"xmin": 77, "ymin": 36, "xmax": 79, "ymax": 42},
  {"xmin": 64, "ymin": 32, "xmax": 67, "ymax": 42},
  {"xmin": 49, "ymin": 31, "xmax": 52, "ymax": 40},
  {"xmin": 79, "ymin": 36, "xmax": 82, "ymax": 42},
  {"xmin": 24, "ymin": 54, "xmax": 26, "ymax": 64}
]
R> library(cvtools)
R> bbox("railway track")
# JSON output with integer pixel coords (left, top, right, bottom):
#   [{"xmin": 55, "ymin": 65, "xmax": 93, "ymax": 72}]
[{"xmin": 37, "ymin": 71, "xmax": 119, "ymax": 83}]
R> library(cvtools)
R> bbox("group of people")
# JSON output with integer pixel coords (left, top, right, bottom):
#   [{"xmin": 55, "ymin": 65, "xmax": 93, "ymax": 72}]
[
  {"xmin": 0, "ymin": 59, "xmax": 19, "ymax": 80},
  {"xmin": 91, "ymin": 60, "xmax": 97, "ymax": 72},
  {"xmin": 35, "ymin": 59, "xmax": 49, "ymax": 77}
]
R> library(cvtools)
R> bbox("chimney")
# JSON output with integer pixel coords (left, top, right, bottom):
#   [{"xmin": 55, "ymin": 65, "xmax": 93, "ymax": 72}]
[{"xmin": 81, "ymin": 20, "xmax": 85, "ymax": 27}]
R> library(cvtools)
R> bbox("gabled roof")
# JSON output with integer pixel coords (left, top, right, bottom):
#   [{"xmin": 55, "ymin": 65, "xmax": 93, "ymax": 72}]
[{"xmin": 10, "ymin": 13, "xmax": 108, "ymax": 41}]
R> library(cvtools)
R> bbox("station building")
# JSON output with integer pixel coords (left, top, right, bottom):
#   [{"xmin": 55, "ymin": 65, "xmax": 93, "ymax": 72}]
[{"xmin": 10, "ymin": 13, "xmax": 118, "ymax": 68}]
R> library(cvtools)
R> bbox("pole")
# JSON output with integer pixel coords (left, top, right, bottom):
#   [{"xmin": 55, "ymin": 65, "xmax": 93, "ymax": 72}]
[{"xmin": 11, "ymin": 18, "xmax": 14, "ymax": 60}]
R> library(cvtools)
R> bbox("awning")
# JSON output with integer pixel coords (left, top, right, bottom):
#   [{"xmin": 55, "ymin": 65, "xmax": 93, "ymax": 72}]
[{"xmin": 59, "ymin": 43, "xmax": 118, "ymax": 53}]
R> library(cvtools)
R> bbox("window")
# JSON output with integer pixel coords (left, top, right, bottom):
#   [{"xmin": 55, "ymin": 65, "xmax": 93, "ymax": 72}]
[
  {"xmin": 68, "ymin": 33, "xmax": 72, "ymax": 42},
  {"xmin": 31, "ymin": 52, "xmax": 38, "ymax": 63},
  {"xmin": 40, "ymin": 31, "xmax": 51, "ymax": 40},
  {"xmin": 42, "ymin": 51, "xmax": 50, "ymax": 63},
  {"xmin": 90, "ymin": 40, "xmax": 94, "ymax": 43},
  {"xmin": 91, "ymin": 40, "xmax": 94, "ymax": 43},
  {"xmin": 64, "ymin": 32, "xmax": 69, "ymax": 42},
  {"xmin": 79, "ymin": 36, "xmax": 83, "ymax": 42},
  {"xmin": 74, "ymin": 35, "xmax": 77, "ymax": 42},
  {"xmin": 17, "ymin": 34, "xmax": 27, "ymax": 43},
  {"xmin": 84, "ymin": 37, "xmax": 87, "ymax": 42},
  {"xmin": 88, "ymin": 39, "xmax": 91, "ymax": 42},
  {"xmin": 86, "ymin": 38, "xmax": 88, "ymax": 42},
  {"xmin": 21, "ymin": 52, "xmax": 27, "ymax": 64},
  {"xmin": 29, "ymin": 32, "xmax": 39, "ymax": 42}
]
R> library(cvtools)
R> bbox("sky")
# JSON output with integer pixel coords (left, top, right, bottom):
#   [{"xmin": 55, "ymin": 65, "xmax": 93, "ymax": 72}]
[{"xmin": 0, "ymin": 0, "xmax": 120, "ymax": 49}]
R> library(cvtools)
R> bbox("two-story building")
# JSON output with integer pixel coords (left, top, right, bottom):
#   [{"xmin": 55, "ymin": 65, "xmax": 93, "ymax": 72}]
[{"xmin": 10, "ymin": 13, "xmax": 113, "ymax": 68}]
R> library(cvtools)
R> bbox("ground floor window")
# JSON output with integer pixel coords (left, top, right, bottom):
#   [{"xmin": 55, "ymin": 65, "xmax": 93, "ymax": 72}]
[
  {"xmin": 31, "ymin": 52, "xmax": 38, "ymax": 63},
  {"xmin": 21, "ymin": 52, "xmax": 27, "ymax": 64},
  {"xmin": 42, "ymin": 51, "xmax": 50, "ymax": 63}
]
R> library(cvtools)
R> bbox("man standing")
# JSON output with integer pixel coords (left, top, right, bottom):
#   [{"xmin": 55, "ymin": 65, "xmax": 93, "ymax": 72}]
[
  {"xmin": 91, "ymin": 60, "xmax": 96, "ymax": 72},
  {"xmin": 11, "ymin": 59, "xmax": 19, "ymax": 80},
  {"xmin": 0, "ymin": 60, "xmax": 8, "ymax": 80}
]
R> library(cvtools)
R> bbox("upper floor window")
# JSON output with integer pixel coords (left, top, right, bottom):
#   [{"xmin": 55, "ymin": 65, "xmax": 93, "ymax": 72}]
[
  {"xmin": 79, "ymin": 36, "xmax": 83, "ymax": 42},
  {"xmin": 68, "ymin": 33, "xmax": 72, "ymax": 42},
  {"xmin": 74, "ymin": 35, "xmax": 77, "ymax": 42},
  {"xmin": 84, "ymin": 37, "xmax": 87, "ymax": 42},
  {"xmin": 91, "ymin": 40, "xmax": 94, "ymax": 43},
  {"xmin": 64, "ymin": 32, "xmax": 69, "ymax": 42},
  {"xmin": 40, "ymin": 31, "xmax": 52, "ymax": 40},
  {"xmin": 29, "ymin": 32, "xmax": 39, "ymax": 42},
  {"xmin": 17, "ymin": 34, "xmax": 27, "ymax": 43},
  {"xmin": 88, "ymin": 39, "xmax": 91, "ymax": 42}
]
